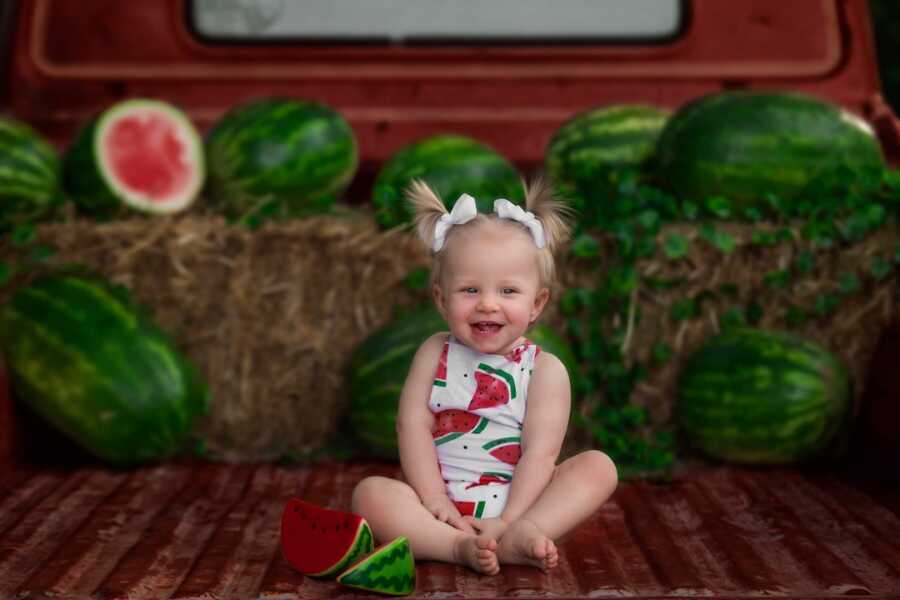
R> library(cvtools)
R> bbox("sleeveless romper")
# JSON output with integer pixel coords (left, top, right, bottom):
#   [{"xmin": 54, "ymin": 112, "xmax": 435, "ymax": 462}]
[{"xmin": 428, "ymin": 335, "xmax": 541, "ymax": 519}]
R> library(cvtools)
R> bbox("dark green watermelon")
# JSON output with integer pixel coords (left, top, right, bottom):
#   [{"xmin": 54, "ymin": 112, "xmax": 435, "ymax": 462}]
[
  {"xmin": 0, "ymin": 116, "xmax": 63, "ymax": 230},
  {"xmin": 545, "ymin": 104, "xmax": 670, "ymax": 206},
  {"xmin": 372, "ymin": 135, "xmax": 523, "ymax": 229},
  {"xmin": 205, "ymin": 98, "xmax": 358, "ymax": 220},
  {"xmin": 656, "ymin": 91, "xmax": 885, "ymax": 209},
  {"xmin": 0, "ymin": 272, "xmax": 209, "ymax": 465},
  {"xmin": 678, "ymin": 328, "xmax": 852, "ymax": 464}
]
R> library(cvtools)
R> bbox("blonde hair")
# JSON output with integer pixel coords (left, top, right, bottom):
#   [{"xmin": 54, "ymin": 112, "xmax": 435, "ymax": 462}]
[{"xmin": 406, "ymin": 178, "xmax": 573, "ymax": 289}]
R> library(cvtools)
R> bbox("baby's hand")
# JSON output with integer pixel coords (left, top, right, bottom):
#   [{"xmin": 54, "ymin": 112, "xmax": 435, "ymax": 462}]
[
  {"xmin": 421, "ymin": 493, "xmax": 476, "ymax": 533},
  {"xmin": 464, "ymin": 516, "xmax": 509, "ymax": 540}
]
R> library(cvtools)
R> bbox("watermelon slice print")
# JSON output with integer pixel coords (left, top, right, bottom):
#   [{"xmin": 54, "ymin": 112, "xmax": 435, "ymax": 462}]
[
  {"xmin": 483, "ymin": 437, "xmax": 522, "ymax": 466},
  {"xmin": 453, "ymin": 500, "xmax": 487, "ymax": 518},
  {"xmin": 433, "ymin": 341, "xmax": 449, "ymax": 388},
  {"xmin": 468, "ymin": 363, "xmax": 516, "ymax": 411},
  {"xmin": 505, "ymin": 341, "xmax": 532, "ymax": 364},
  {"xmin": 432, "ymin": 410, "xmax": 488, "ymax": 446},
  {"xmin": 465, "ymin": 471, "xmax": 513, "ymax": 489}
]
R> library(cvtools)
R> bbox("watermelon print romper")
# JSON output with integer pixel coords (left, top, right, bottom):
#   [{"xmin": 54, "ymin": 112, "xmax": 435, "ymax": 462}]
[{"xmin": 428, "ymin": 335, "xmax": 540, "ymax": 519}]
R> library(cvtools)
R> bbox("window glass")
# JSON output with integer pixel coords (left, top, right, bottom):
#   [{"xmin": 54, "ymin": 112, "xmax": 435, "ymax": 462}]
[{"xmin": 191, "ymin": 0, "xmax": 682, "ymax": 43}]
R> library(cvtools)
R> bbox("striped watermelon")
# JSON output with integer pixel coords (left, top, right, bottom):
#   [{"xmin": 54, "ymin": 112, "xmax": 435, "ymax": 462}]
[
  {"xmin": 63, "ymin": 99, "xmax": 205, "ymax": 218},
  {"xmin": 545, "ymin": 104, "xmax": 670, "ymax": 206},
  {"xmin": 372, "ymin": 135, "xmax": 523, "ymax": 229},
  {"xmin": 0, "ymin": 116, "xmax": 63, "ymax": 230},
  {"xmin": 347, "ymin": 307, "xmax": 447, "ymax": 458},
  {"xmin": 336, "ymin": 536, "xmax": 416, "ymax": 596},
  {"xmin": 0, "ymin": 272, "xmax": 209, "ymax": 465},
  {"xmin": 281, "ymin": 499, "xmax": 374, "ymax": 578},
  {"xmin": 205, "ymin": 98, "xmax": 358, "ymax": 220},
  {"xmin": 677, "ymin": 328, "xmax": 852, "ymax": 464},
  {"xmin": 656, "ymin": 91, "xmax": 885, "ymax": 209}
]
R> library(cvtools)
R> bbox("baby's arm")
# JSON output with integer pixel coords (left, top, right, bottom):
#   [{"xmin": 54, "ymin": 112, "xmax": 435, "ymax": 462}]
[
  {"xmin": 499, "ymin": 352, "xmax": 571, "ymax": 525},
  {"xmin": 396, "ymin": 332, "xmax": 474, "ymax": 533}
]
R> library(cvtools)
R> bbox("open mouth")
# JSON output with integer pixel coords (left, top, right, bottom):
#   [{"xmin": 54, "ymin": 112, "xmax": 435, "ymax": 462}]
[{"xmin": 472, "ymin": 321, "xmax": 503, "ymax": 334}]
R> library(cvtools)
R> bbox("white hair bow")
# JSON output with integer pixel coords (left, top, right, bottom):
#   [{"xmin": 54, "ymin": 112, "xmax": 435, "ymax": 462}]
[
  {"xmin": 494, "ymin": 198, "xmax": 546, "ymax": 249},
  {"xmin": 433, "ymin": 193, "xmax": 477, "ymax": 252}
]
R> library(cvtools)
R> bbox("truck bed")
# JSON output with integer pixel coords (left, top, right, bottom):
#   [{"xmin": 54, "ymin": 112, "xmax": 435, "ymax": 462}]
[{"xmin": 1, "ymin": 460, "xmax": 898, "ymax": 599}]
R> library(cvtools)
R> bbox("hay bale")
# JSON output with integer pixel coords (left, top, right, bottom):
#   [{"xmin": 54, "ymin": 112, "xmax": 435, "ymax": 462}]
[
  {"xmin": 3, "ymin": 215, "xmax": 897, "ymax": 462},
  {"xmin": 12, "ymin": 215, "xmax": 429, "ymax": 462}
]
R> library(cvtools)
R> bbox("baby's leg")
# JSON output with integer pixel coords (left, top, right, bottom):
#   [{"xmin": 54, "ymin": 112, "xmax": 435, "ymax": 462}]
[
  {"xmin": 351, "ymin": 476, "xmax": 500, "ymax": 575},
  {"xmin": 498, "ymin": 450, "xmax": 617, "ymax": 570}
]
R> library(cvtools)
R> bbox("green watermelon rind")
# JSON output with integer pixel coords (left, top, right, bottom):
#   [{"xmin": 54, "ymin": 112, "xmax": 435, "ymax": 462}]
[
  {"xmin": 372, "ymin": 134, "xmax": 524, "ymax": 229},
  {"xmin": 0, "ymin": 116, "xmax": 63, "ymax": 230},
  {"xmin": 475, "ymin": 363, "xmax": 517, "ymax": 400},
  {"xmin": 545, "ymin": 104, "xmax": 670, "ymax": 189},
  {"xmin": 0, "ymin": 273, "xmax": 209, "ymax": 464},
  {"xmin": 655, "ymin": 91, "xmax": 885, "ymax": 207},
  {"xmin": 205, "ymin": 98, "xmax": 358, "ymax": 219},
  {"xmin": 677, "ymin": 328, "xmax": 852, "ymax": 464},
  {"xmin": 337, "ymin": 536, "xmax": 416, "ymax": 596},
  {"xmin": 433, "ymin": 414, "xmax": 488, "ymax": 446},
  {"xmin": 65, "ymin": 99, "xmax": 205, "ymax": 217}
]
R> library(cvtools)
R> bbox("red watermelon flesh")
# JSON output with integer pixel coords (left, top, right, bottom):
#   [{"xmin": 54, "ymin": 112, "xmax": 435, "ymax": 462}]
[
  {"xmin": 432, "ymin": 409, "xmax": 488, "ymax": 445},
  {"xmin": 483, "ymin": 438, "xmax": 522, "ymax": 466},
  {"xmin": 435, "ymin": 341, "xmax": 449, "ymax": 382},
  {"xmin": 468, "ymin": 365, "xmax": 514, "ymax": 411},
  {"xmin": 453, "ymin": 500, "xmax": 487, "ymax": 518},
  {"xmin": 281, "ymin": 499, "xmax": 374, "ymax": 577},
  {"xmin": 465, "ymin": 472, "xmax": 513, "ymax": 489},
  {"xmin": 106, "ymin": 113, "xmax": 193, "ymax": 202}
]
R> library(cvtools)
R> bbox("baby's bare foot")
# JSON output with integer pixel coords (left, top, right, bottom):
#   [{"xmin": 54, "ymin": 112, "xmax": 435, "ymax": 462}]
[
  {"xmin": 497, "ymin": 519, "xmax": 559, "ymax": 571},
  {"xmin": 453, "ymin": 534, "xmax": 500, "ymax": 575}
]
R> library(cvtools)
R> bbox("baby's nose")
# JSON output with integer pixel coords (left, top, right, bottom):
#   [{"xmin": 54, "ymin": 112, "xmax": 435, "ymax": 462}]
[{"xmin": 476, "ymin": 293, "xmax": 500, "ymax": 312}]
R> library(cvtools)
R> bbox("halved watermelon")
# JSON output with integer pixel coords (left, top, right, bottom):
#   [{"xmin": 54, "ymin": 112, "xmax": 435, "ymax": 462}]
[
  {"xmin": 280, "ymin": 499, "xmax": 375, "ymax": 578},
  {"xmin": 64, "ymin": 99, "xmax": 204, "ymax": 217}
]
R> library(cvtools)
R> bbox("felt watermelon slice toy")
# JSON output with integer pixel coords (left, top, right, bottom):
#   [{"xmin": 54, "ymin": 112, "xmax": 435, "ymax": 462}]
[
  {"xmin": 432, "ymin": 409, "xmax": 488, "ymax": 446},
  {"xmin": 64, "ymin": 99, "xmax": 204, "ymax": 217},
  {"xmin": 280, "ymin": 499, "xmax": 374, "ymax": 578},
  {"xmin": 468, "ymin": 363, "xmax": 516, "ymax": 411},
  {"xmin": 483, "ymin": 437, "xmax": 522, "ymax": 466},
  {"xmin": 337, "ymin": 536, "xmax": 416, "ymax": 596}
]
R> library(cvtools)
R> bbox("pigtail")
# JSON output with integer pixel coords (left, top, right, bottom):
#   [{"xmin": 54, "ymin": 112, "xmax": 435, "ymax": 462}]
[
  {"xmin": 405, "ymin": 179, "xmax": 447, "ymax": 251},
  {"xmin": 523, "ymin": 176, "xmax": 573, "ymax": 254}
]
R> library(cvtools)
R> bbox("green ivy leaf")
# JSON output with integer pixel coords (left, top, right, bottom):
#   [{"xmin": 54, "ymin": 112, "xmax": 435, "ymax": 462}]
[
  {"xmin": 751, "ymin": 229, "xmax": 777, "ymax": 246},
  {"xmin": 719, "ymin": 307, "xmax": 746, "ymax": 329},
  {"xmin": 681, "ymin": 201, "xmax": 699, "ymax": 220},
  {"xmin": 670, "ymin": 298, "xmax": 697, "ymax": 321},
  {"xmin": 814, "ymin": 293, "xmax": 840, "ymax": 316},
  {"xmin": 764, "ymin": 269, "xmax": 791, "ymax": 289},
  {"xmin": 662, "ymin": 234, "xmax": 689, "ymax": 259},
  {"xmin": 651, "ymin": 342, "xmax": 672, "ymax": 364},
  {"xmin": 404, "ymin": 267, "xmax": 430, "ymax": 291},
  {"xmin": 11, "ymin": 225, "xmax": 35, "ymax": 246},
  {"xmin": 742, "ymin": 206, "xmax": 764, "ymax": 222},
  {"xmin": 700, "ymin": 224, "xmax": 735, "ymax": 253},
  {"xmin": 793, "ymin": 250, "xmax": 815, "ymax": 274},
  {"xmin": 838, "ymin": 273, "xmax": 861, "ymax": 295},
  {"xmin": 637, "ymin": 209, "xmax": 661, "ymax": 234},
  {"xmin": 571, "ymin": 234, "xmax": 601, "ymax": 259},
  {"xmin": 870, "ymin": 257, "xmax": 892, "ymax": 281},
  {"xmin": 704, "ymin": 196, "xmax": 732, "ymax": 219},
  {"xmin": 0, "ymin": 263, "xmax": 12, "ymax": 286}
]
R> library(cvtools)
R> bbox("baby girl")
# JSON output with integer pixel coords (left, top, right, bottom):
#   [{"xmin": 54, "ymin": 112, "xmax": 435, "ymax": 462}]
[{"xmin": 351, "ymin": 179, "xmax": 618, "ymax": 575}]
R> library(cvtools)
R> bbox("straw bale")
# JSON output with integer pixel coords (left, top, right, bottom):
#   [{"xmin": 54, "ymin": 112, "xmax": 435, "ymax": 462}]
[{"xmin": 3, "ymin": 215, "xmax": 897, "ymax": 462}]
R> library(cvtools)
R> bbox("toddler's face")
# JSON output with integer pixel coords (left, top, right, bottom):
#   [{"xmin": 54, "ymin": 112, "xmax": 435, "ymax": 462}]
[{"xmin": 434, "ymin": 222, "xmax": 549, "ymax": 356}]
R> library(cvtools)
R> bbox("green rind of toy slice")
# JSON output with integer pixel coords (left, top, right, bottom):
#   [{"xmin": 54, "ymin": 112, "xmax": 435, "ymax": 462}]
[
  {"xmin": 337, "ymin": 536, "xmax": 416, "ymax": 596},
  {"xmin": 311, "ymin": 519, "xmax": 375, "ymax": 578}
]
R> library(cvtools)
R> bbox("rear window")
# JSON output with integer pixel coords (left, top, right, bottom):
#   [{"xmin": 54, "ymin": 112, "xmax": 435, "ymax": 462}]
[{"xmin": 190, "ymin": 0, "xmax": 684, "ymax": 44}]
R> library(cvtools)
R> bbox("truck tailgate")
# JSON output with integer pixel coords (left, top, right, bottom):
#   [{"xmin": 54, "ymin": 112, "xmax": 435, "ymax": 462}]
[{"xmin": 1, "ymin": 461, "xmax": 898, "ymax": 599}]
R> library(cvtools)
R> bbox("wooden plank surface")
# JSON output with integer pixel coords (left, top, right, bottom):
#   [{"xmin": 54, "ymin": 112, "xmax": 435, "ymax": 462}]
[{"xmin": 0, "ymin": 461, "xmax": 898, "ymax": 599}]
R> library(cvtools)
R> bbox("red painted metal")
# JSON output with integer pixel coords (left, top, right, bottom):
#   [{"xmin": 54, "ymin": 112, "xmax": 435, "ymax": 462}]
[
  {"xmin": 2, "ymin": 0, "xmax": 895, "ymax": 170},
  {"xmin": 0, "ymin": 461, "xmax": 898, "ymax": 599}
]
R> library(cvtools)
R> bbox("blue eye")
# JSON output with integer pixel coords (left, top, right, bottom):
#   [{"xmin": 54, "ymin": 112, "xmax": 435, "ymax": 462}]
[
  {"xmin": 464, "ymin": 287, "xmax": 478, "ymax": 294},
  {"xmin": 502, "ymin": 288, "xmax": 517, "ymax": 295}
]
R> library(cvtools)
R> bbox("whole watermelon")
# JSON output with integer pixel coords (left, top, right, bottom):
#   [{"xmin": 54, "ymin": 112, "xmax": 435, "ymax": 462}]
[
  {"xmin": 205, "ymin": 98, "xmax": 358, "ymax": 220},
  {"xmin": 64, "ymin": 99, "xmax": 205, "ymax": 218},
  {"xmin": 545, "ymin": 104, "xmax": 670, "ymax": 207},
  {"xmin": 0, "ymin": 272, "xmax": 209, "ymax": 465},
  {"xmin": 0, "ymin": 116, "xmax": 63, "ymax": 231},
  {"xmin": 656, "ymin": 91, "xmax": 885, "ymax": 209},
  {"xmin": 372, "ymin": 135, "xmax": 523, "ymax": 229},
  {"xmin": 677, "ymin": 328, "xmax": 852, "ymax": 464},
  {"xmin": 347, "ymin": 306, "xmax": 578, "ymax": 459}
]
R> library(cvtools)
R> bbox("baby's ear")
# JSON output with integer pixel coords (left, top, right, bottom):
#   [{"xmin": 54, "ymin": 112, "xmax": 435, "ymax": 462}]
[{"xmin": 531, "ymin": 288, "xmax": 551, "ymax": 321}]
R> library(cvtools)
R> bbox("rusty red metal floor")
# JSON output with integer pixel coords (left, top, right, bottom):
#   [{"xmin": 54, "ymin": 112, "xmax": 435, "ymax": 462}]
[{"xmin": 0, "ymin": 460, "xmax": 899, "ymax": 599}]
